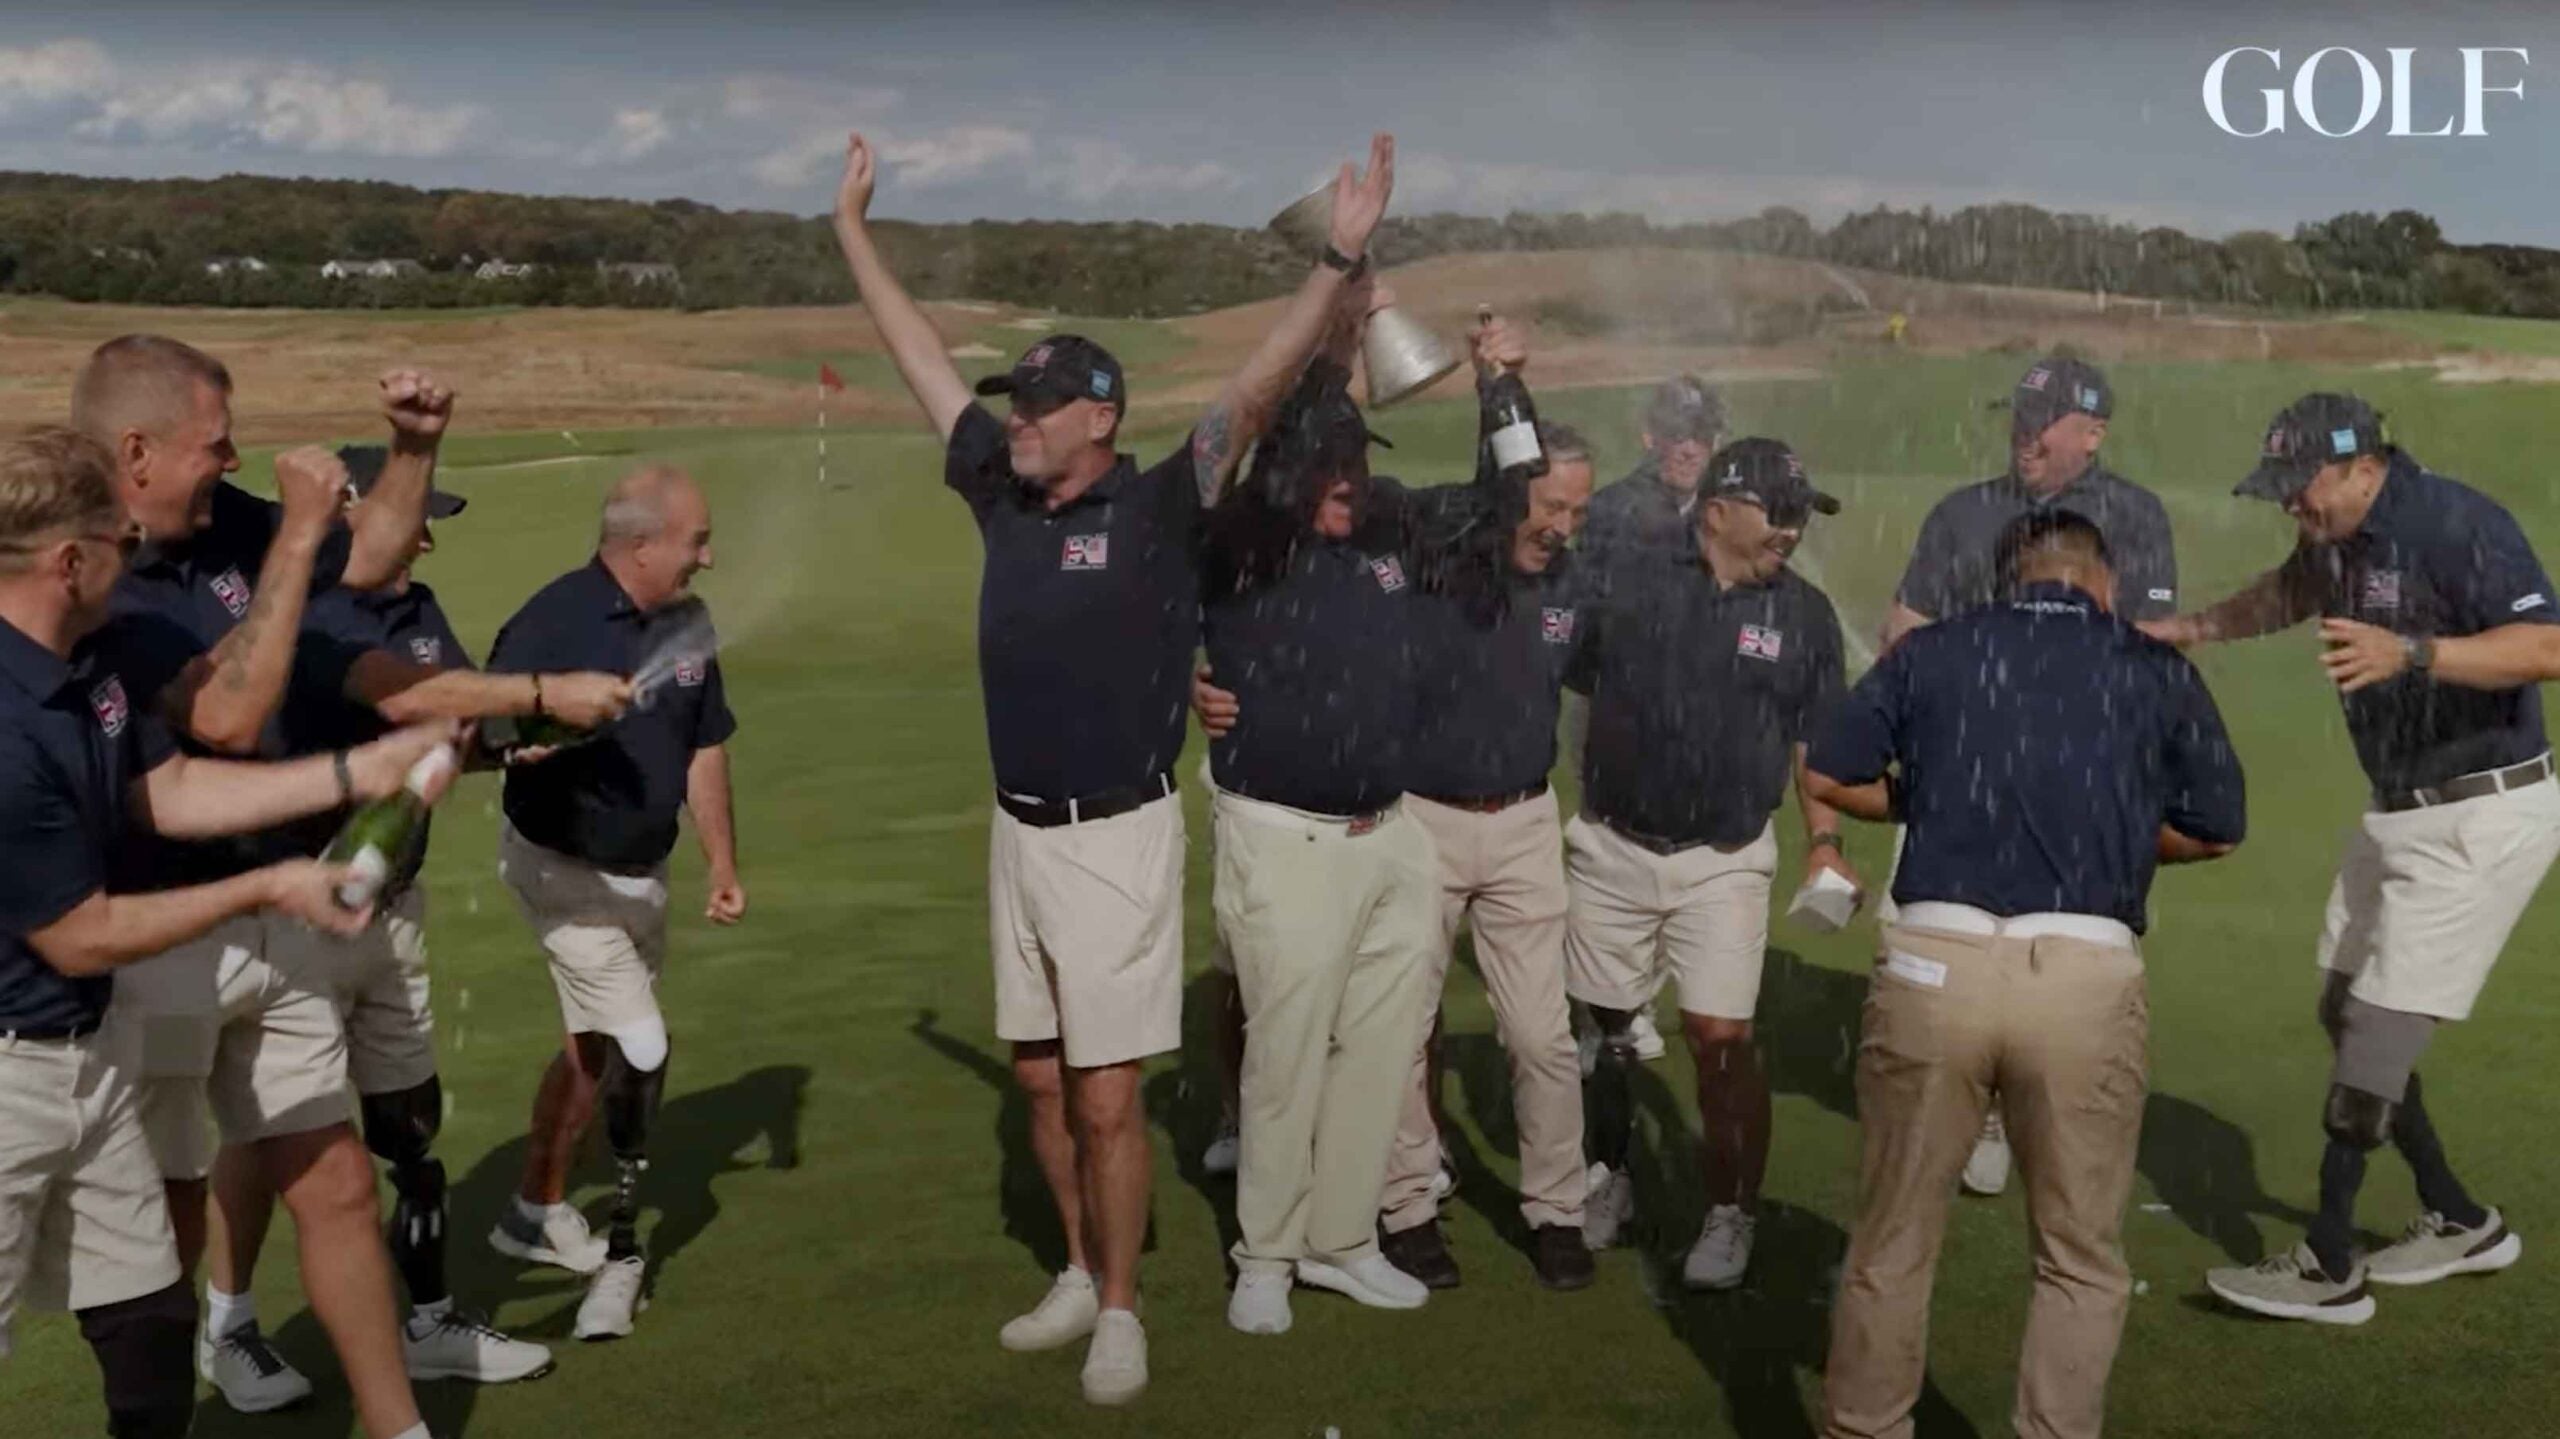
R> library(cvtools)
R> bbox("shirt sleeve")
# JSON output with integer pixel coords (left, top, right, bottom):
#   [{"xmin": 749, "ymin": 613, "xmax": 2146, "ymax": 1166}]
[
  {"xmin": 1807, "ymin": 644, "xmax": 1905, "ymax": 786},
  {"xmin": 693, "ymin": 657, "xmax": 738, "ymax": 749},
  {"xmin": 2158, "ymin": 653, "xmax": 2247, "ymax": 845},
  {"xmin": 2451, "ymin": 502, "xmax": 2560, "ymax": 632},
  {"xmin": 0, "ymin": 742, "xmax": 102, "ymax": 936},
  {"xmin": 1147, "ymin": 430, "xmax": 1206, "ymax": 536},
  {"xmin": 1893, "ymin": 501, "xmax": 1962, "ymax": 619},
  {"xmin": 943, "ymin": 404, "xmax": 1011, "ymax": 521},
  {"xmin": 286, "ymin": 628, "xmax": 372, "ymax": 712},
  {"xmin": 485, "ymin": 600, "xmax": 567, "ymax": 676},
  {"xmin": 309, "ymin": 524, "xmax": 354, "ymax": 593},
  {"xmin": 2113, "ymin": 493, "xmax": 2181, "ymax": 620},
  {"xmin": 92, "ymin": 613, "xmax": 205, "ymax": 712}
]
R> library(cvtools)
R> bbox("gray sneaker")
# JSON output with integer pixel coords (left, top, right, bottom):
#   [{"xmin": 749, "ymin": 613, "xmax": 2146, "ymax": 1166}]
[
  {"xmin": 2205, "ymin": 1243, "xmax": 2376, "ymax": 1325},
  {"xmin": 2367, "ymin": 1208, "xmax": 2522, "ymax": 1287},
  {"xmin": 1583, "ymin": 1162, "xmax": 1635, "ymax": 1251}
]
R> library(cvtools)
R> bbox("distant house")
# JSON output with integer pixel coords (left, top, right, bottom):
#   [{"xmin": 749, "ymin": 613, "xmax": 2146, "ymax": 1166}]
[
  {"xmin": 87, "ymin": 246, "xmax": 152, "ymax": 265},
  {"xmin": 473, "ymin": 258, "xmax": 537, "ymax": 281},
  {"xmin": 596, "ymin": 261, "xmax": 680, "ymax": 287},
  {"xmin": 321, "ymin": 258, "xmax": 426, "ymax": 280},
  {"xmin": 203, "ymin": 256, "xmax": 270, "ymax": 277}
]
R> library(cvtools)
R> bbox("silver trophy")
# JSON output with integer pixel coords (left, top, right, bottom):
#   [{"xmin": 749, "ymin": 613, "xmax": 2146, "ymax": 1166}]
[{"xmin": 1267, "ymin": 184, "xmax": 1462, "ymax": 408}]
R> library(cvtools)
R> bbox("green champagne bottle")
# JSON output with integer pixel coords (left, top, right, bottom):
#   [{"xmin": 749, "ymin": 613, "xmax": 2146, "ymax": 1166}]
[
  {"xmin": 476, "ymin": 711, "xmax": 595, "ymax": 761},
  {"xmin": 325, "ymin": 743, "xmax": 458, "ymax": 910}
]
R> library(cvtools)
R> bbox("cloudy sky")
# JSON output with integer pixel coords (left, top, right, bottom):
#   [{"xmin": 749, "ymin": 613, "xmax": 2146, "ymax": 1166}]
[{"xmin": 1, "ymin": 0, "xmax": 2554, "ymax": 242}]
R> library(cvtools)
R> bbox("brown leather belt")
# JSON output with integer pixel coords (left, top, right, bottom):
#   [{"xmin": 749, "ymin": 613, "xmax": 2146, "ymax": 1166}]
[
  {"xmin": 2375, "ymin": 753, "xmax": 2553, "ymax": 814},
  {"xmin": 1414, "ymin": 782, "xmax": 1548, "ymax": 814}
]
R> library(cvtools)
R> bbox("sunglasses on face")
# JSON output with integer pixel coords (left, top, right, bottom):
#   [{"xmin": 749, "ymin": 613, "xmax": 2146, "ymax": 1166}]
[{"xmin": 1725, "ymin": 489, "xmax": 1809, "ymax": 530}]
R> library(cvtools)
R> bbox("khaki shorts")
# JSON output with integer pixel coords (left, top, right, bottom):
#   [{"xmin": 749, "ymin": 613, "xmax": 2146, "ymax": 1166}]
[
  {"xmin": 500, "ymin": 822, "xmax": 668, "ymax": 1037},
  {"xmin": 2317, "ymin": 776, "xmax": 2560, "ymax": 1021},
  {"xmin": 327, "ymin": 887, "xmax": 436, "ymax": 1097},
  {"xmin": 113, "ymin": 914, "xmax": 355, "ymax": 1180},
  {"xmin": 0, "ymin": 1021, "xmax": 179, "ymax": 1356},
  {"xmin": 989, "ymin": 791, "xmax": 1185, "ymax": 1069},
  {"xmin": 1564, "ymin": 814, "xmax": 1777, "ymax": 1021}
]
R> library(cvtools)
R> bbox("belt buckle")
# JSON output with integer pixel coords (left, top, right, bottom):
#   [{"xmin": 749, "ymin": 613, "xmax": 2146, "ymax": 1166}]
[{"xmin": 1346, "ymin": 811, "xmax": 1382, "ymax": 837}]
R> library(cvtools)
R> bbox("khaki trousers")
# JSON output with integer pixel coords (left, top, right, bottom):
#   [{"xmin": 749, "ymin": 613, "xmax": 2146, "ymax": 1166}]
[
  {"xmin": 1214, "ymin": 790, "xmax": 1438, "ymax": 1276},
  {"xmin": 1823, "ymin": 923, "xmax": 2149, "ymax": 1439},
  {"xmin": 1381, "ymin": 793, "xmax": 1586, "ymax": 1233}
]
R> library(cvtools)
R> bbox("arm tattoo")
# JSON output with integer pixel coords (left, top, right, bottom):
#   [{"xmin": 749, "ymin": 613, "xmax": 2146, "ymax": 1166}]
[
  {"xmin": 1193, "ymin": 404, "xmax": 1236, "ymax": 505},
  {"xmin": 214, "ymin": 582, "xmax": 283, "ymax": 694}
]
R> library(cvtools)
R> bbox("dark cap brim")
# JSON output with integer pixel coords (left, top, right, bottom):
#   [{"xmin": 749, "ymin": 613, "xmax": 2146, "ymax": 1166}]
[
  {"xmin": 2235, "ymin": 461, "xmax": 2313, "ymax": 503},
  {"xmin": 425, "ymin": 490, "xmax": 467, "ymax": 519},
  {"xmin": 1809, "ymin": 489, "xmax": 1842, "ymax": 516}
]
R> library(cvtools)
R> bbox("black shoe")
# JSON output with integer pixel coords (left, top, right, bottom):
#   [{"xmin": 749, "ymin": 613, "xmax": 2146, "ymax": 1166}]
[
  {"xmin": 1380, "ymin": 1220, "xmax": 1462, "ymax": 1290},
  {"xmin": 1531, "ymin": 1224, "xmax": 1596, "ymax": 1291}
]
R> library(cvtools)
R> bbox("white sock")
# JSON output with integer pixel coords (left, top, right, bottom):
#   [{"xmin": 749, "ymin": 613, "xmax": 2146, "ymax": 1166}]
[
  {"xmin": 513, "ymin": 1195, "xmax": 558, "ymax": 1224},
  {"xmin": 204, "ymin": 1285, "xmax": 254, "ymax": 1339}
]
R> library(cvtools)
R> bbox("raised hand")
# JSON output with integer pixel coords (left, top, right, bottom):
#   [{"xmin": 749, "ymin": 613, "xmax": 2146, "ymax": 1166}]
[
  {"xmin": 1327, "ymin": 132, "xmax": 1395, "ymax": 262},
  {"xmin": 274, "ymin": 445, "xmax": 350, "ymax": 536},
  {"xmin": 1471, "ymin": 306, "xmax": 1528, "ymax": 376},
  {"xmin": 837, "ymin": 133, "xmax": 879, "ymax": 230},
  {"xmin": 380, "ymin": 370, "xmax": 455, "ymax": 444}
]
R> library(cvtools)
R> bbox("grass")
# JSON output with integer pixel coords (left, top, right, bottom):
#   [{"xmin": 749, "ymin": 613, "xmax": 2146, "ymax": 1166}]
[
  {"xmin": 2358, "ymin": 309, "xmax": 2560, "ymax": 357},
  {"xmin": 16, "ymin": 351, "xmax": 2560, "ymax": 1436}
]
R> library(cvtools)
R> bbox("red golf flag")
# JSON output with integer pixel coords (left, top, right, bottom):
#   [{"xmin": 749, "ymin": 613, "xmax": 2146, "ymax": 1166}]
[{"xmin": 818, "ymin": 362, "xmax": 846, "ymax": 393}]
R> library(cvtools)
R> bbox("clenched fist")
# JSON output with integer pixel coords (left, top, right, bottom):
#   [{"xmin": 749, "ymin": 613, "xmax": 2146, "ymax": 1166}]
[
  {"xmin": 380, "ymin": 370, "xmax": 455, "ymax": 444},
  {"xmin": 274, "ymin": 446, "xmax": 350, "ymax": 537}
]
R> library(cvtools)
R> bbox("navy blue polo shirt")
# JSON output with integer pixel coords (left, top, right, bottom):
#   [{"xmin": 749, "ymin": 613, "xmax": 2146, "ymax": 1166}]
[
  {"xmin": 1896, "ymin": 467, "xmax": 2180, "ymax": 621},
  {"xmin": 1407, "ymin": 557, "xmax": 1582, "ymax": 800},
  {"xmin": 0, "ymin": 616, "xmax": 179, "ymax": 1033},
  {"xmin": 1577, "ymin": 460, "xmax": 1694, "ymax": 601},
  {"xmin": 489, "ymin": 561, "xmax": 736, "ymax": 869},
  {"xmin": 946, "ymin": 404, "xmax": 1202, "ymax": 802},
  {"xmin": 1204, "ymin": 489, "xmax": 1418, "ymax": 817},
  {"xmin": 2275, "ymin": 454, "xmax": 2559, "ymax": 794},
  {"xmin": 1569, "ymin": 553, "xmax": 1845, "ymax": 847},
  {"xmin": 273, "ymin": 581, "xmax": 474, "ymax": 884},
  {"xmin": 1810, "ymin": 581, "xmax": 2246, "ymax": 932}
]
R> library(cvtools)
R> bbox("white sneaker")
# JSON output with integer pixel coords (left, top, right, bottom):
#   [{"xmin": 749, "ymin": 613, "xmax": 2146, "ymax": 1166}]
[
  {"xmin": 1080, "ymin": 1309, "xmax": 1147, "ymax": 1406},
  {"xmin": 1961, "ymin": 1109, "xmax": 2012, "ymax": 1197},
  {"xmin": 2366, "ymin": 1207, "xmax": 2523, "ymax": 1287},
  {"xmin": 572, "ymin": 1255, "xmax": 648, "ymax": 1341},
  {"xmin": 1296, "ymin": 1251, "xmax": 1429, "ymax": 1309},
  {"xmin": 489, "ymin": 1201, "xmax": 610, "ymax": 1275},
  {"xmin": 1629, "ymin": 1009, "xmax": 1668, "ymax": 1062},
  {"xmin": 998, "ymin": 1267, "xmax": 1099, "ymax": 1352},
  {"xmin": 1683, "ymin": 1204, "xmax": 1757, "ymax": 1290},
  {"xmin": 1584, "ymin": 1162, "xmax": 1636, "ymax": 1251},
  {"xmin": 1227, "ymin": 1269, "xmax": 1294, "ymax": 1335},
  {"xmin": 1202, "ymin": 1120, "xmax": 1240, "ymax": 1177},
  {"xmin": 404, "ymin": 1306, "xmax": 555, "ymax": 1383},
  {"xmin": 198, "ymin": 1319, "xmax": 313, "ymax": 1414}
]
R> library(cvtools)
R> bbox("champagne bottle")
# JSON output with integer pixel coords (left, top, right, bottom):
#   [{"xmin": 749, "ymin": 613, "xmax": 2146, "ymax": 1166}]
[
  {"xmin": 325, "ymin": 744, "xmax": 458, "ymax": 910},
  {"xmin": 476, "ymin": 711, "xmax": 594, "ymax": 760},
  {"xmin": 1477, "ymin": 304, "xmax": 1546, "ymax": 485}
]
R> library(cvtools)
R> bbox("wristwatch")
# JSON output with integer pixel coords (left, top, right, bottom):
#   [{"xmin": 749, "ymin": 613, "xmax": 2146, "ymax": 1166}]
[
  {"xmin": 1808, "ymin": 832, "xmax": 1844, "ymax": 854},
  {"xmin": 1319, "ymin": 244, "xmax": 1368, "ymax": 279},
  {"xmin": 2403, "ymin": 634, "xmax": 2437, "ymax": 674}
]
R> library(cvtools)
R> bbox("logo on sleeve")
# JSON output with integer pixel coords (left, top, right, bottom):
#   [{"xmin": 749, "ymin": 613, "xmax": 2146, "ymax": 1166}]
[
  {"xmin": 2515, "ymin": 593, "xmax": 2549, "ymax": 614},
  {"xmin": 1738, "ymin": 623, "xmax": 1785, "ymax": 661},
  {"xmin": 2148, "ymin": 588, "xmax": 2175, "ymax": 603},
  {"xmin": 408, "ymin": 636, "xmax": 443, "ymax": 665},
  {"xmin": 2359, "ymin": 568, "xmax": 2402, "ymax": 613},
  {"xmin": 208, "ymin": 567, "xmax": 252, "ymax": 619},
  {"xmin": 1060, "ymin": 534, "xmax": 1110, "ymax": 571},
  {"xmin": 1369, "ymin": 555, "xmax": 1407, "ymax": 593},
  {"xmin": 1540, "ymin": 606, "xmax": 1576, "ymax": 644},
  {"xmin": 89, "ymin": 676, "xmax": 129, "ymax": 737},
  {"xmin": 673, "ymin": 658, "xmax": 706, "ymax": 688}
]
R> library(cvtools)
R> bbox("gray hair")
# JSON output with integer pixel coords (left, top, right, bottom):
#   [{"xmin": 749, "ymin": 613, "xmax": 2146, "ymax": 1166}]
[
  {"xmin": 598, "ymin": 463, "xmax": 692, "ymax": 546},
  {"xmin": 1535, "ymin": 420, "xmax": 1593, "ymax": 468},
  {"xmin": 71, "ymin": 334, "xmax": 233, "ymax": 449}
]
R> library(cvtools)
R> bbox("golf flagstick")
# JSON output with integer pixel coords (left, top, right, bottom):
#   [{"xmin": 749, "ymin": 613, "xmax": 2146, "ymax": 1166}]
[{"xmin": 818, "ymin": 360, "xmax": 847, "ymax": 487}]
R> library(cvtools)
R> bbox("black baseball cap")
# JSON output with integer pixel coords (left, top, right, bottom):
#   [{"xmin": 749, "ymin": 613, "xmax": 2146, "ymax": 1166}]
[
  {"xmin": 1704, "ymin": 437, "xmax": 1841, "ymax": 523},
  {"xmin": 1642, "ymin": 374, "xmax": 1727, "ymax": 444},
  {"xmin": 337, "ymin": 444, "xmax": 465, "ymax": 518},
  {"xmin": 2236, "ymin": 392, "xmax": 2387, "ymax": 503},
  {"xmin": 974, "ymin": 334, "xmax": 1126, "ymax": 409},
  {"xmin": 2010, "ymin": 356, "xmax": 2113, "ymax": 434}
]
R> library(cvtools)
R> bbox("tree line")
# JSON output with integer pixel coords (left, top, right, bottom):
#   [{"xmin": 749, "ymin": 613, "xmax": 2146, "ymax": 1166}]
[{"xmin": 3, "ymin": 169, "xmax": 2554, "ymax": 322}]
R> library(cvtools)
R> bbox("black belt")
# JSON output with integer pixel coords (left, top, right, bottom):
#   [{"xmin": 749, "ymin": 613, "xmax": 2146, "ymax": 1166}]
[
  {"xmin": 998, "ymin": 772, "xmax": 1175, "ymax": 829},
  {"xmin": 1415, "ymin": 782, "xmax": 1549, "ymax": 814},
  {"xmin": 2375, "ymin": 753, "xmax": 2553, "ymax": 814},
  {"xmin": 1, "ymin": 1021, "xmax": 100, "ymax": 1043},
  {"xmin": 1591, "ymin": 813, "xmax": 1724, "ymax": 857}
]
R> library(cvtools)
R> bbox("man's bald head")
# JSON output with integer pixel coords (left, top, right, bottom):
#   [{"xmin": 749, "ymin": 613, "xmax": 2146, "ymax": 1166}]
[{"xmin": 597, "ymin": 462, "xmax": 713, "ymax": 609}]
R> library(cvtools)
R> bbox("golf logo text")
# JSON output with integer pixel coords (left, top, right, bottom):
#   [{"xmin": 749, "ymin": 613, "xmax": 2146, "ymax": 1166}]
[
  {"xmin": 2204, "ymin": 47, "xmax": 2528, "ymax": 137},
  {"xmin": 89, "ymin": 676, "xmax": 128, "ymax": 737},
  {"xmin": 674, "ymin": 658, "xmax": 706, "ymax": 688},
  {"xmin": 1738, "ymin": 624, "xmax": 1784, "ymax": 661},
  {"xmin": 1370, "ymin": 555, "xmax": 1407, "ymax": 593},
  {"xmin": 209, "ymin": 567, "xmax": 252, "ymax": 619},
  {"xmin": 1060, "ymin": 534, "xmax": 1110, "ymax": 571},
  {"xmin": 2361, "ymin": 569, "xmax": 2402, "ymax": 613},
  {"xmin": 1541, "ymin": 607, "xmax": 1576, "ymax": 644},
  {"xmin": 409, "ymin": 636, "xmax": 442, "ymax": 665}
]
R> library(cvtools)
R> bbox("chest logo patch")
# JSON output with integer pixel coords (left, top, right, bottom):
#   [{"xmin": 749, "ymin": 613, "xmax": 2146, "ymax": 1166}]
[
  {"xmin": 2360, "ymin": 569, "xmax": 2402, "ymax": 613},
  {"xmin": 1369, "ymin": 555, "xmax": 1407, "ymax": 593},
  {"xmin": 1541, "ymin": 606, "xmax": 1576, "ymax": 644},
  {"xmin": 209, "ymin": 566, "xmax": 252, "ymax": 619},
  {"xmin": 89, "ymin": 675, "xmax": 129, "ymax": 737},
  {"xmin": 408, "ymin": 636, "xmax": 442, "ymax": 664},
  {"xmin": 674, "ymin": 658, "xmax": 706, "ymax": 688},
  {"xmin": 1061, "ymin": 533, "xmax": 1110, "ymax": 571},
  {"xmin": 1738, "ymin": 623, "xmax": 1784, "ymax": 661}
]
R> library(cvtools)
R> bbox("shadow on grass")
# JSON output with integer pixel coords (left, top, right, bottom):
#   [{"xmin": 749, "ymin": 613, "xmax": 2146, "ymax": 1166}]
[
  {"xmin": 192, "ymin": 1063, "xmax": 809, "ymax": 1438},
  {"xmin": 906, "ymin": 1008, "xmax": 1080, "ymax": 1276}
]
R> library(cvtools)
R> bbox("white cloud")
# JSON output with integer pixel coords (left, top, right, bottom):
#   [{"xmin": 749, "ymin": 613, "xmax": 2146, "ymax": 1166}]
[
  {"xmin": 0, "ymin": 38, "xmax": 113, "ymax": 111},
  {"xmin": 748, "ymin": 129, "xmax": 850, "ymax": 189},
  {"xmin": 599, "ymin": 106, "xmax": 671, "ymax": 162},
  {"xmin": 752, "ymin": 122, "xmax": 1034, "ymax": 192},
  {"xmin": 1035, "ymin": 139, "xmax": 1239, "ymax": 204}
]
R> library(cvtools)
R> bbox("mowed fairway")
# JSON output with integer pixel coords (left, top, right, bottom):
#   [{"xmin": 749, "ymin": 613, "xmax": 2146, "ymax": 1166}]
[{"xmin": 12, "ymin": 350, "xmax": 2560, "ymax": 1437}]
